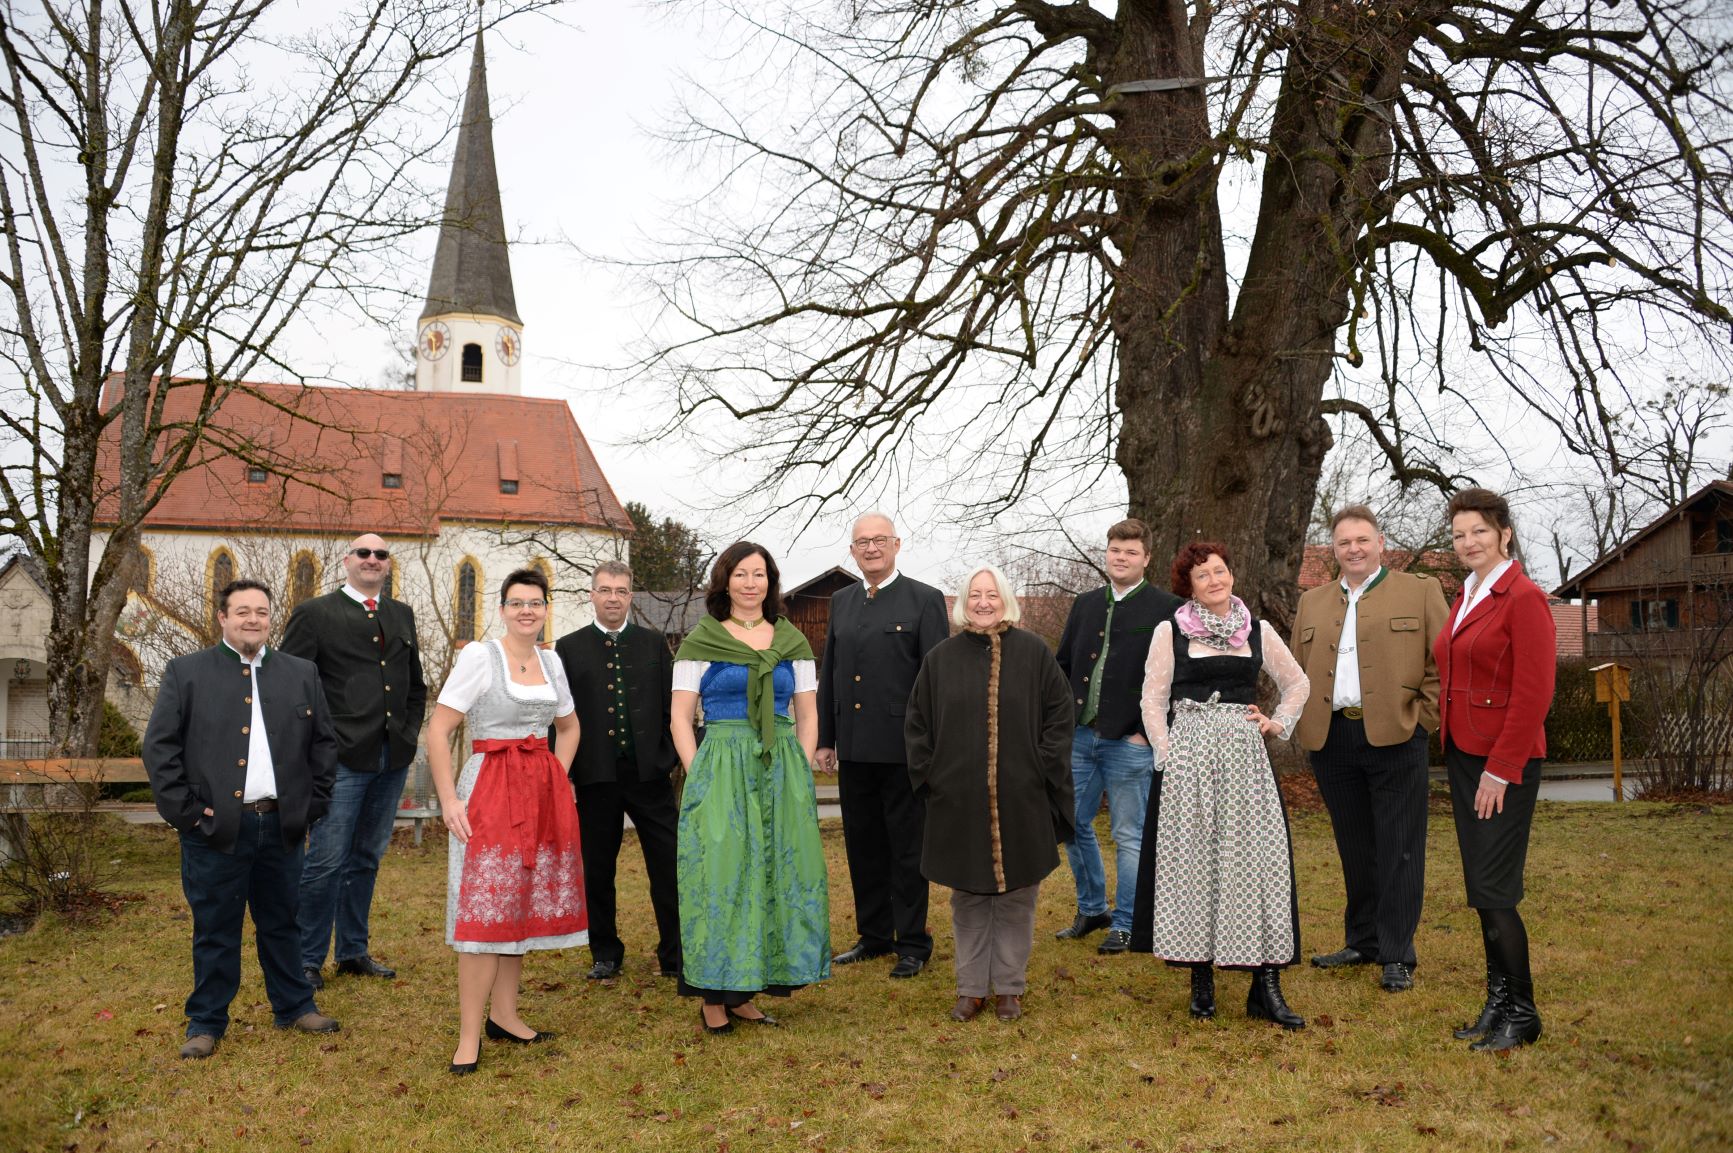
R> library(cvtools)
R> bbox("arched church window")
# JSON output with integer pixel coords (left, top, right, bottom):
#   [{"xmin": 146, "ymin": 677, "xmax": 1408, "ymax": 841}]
[
  {"xmin": 461, "ymin": 343, "xmax": 484, "ymax": 384},
  {"xmin": 455, "ymin": 560, "xmax": 480, "ymax": 642},
  {"xmin": 288, "ymin": 552, "xmax": 319, "ymax": 613},
  {"xmin": 531, "ymin": 558, "xmax": 555, "ymax": 644},
  {"xmin": 209, "ymin": 548, "xmax": 235, "ymax": 631}
]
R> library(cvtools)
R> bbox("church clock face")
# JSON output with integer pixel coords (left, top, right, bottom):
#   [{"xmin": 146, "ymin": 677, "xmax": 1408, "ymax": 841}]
[
  {"xmin": 418, "ymin": 321, "xmax": 451, "ymax": 361},
  {"xmin": 495, "ymin": 326, "xmax": 522, "ymax": 366}
]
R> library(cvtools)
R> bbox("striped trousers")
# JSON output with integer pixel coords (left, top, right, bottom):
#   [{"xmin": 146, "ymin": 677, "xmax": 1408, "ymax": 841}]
[{"xmin": 1310, "ymin": 714, "xmax": 1430, "ymax": 967}]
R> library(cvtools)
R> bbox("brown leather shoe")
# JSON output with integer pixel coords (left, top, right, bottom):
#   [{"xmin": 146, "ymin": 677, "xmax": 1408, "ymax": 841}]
[
  {"xmin": 178, "ymin": 1034, "xmax": 218, "ymax": 1059},
  {"xmin": 949, "ymin": 996, "xmax": 986, "ymax": 1022},
  {"xmin": 995, "ymin": 994, "xmax": 1023, "ymax": 1021},
  {"xmin": 281, "ymin": 1012, "xmax": 341, "ymax": 1034}
]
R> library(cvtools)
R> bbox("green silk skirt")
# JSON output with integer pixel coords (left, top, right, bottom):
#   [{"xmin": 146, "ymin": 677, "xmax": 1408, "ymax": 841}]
[{"xmin": 677, "ymin": 718, "xmax": 831, "ymax": 997}]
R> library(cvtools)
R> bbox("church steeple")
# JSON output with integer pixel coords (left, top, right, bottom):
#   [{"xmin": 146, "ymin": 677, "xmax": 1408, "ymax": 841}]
[{"xmin": 415, "ymin": 21, "xmax": 524, "ymax": 394}]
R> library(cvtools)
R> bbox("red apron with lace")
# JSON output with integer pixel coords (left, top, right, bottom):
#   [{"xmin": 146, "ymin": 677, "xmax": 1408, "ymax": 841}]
[{"xmin": 452, "ymin": 735, "xmax": 588, "ymax": 944}]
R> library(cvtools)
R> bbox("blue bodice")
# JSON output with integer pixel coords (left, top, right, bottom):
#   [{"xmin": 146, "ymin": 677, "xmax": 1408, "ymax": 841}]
[{"xmin": 700, "ymin": 660, "xmax": 796, "ymax": 720}]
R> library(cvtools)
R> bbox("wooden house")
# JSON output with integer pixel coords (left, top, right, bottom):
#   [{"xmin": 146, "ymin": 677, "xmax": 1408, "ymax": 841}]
[{"xmin": 1553, "ymin": 480, "xmax": 1733, "ymax": 662}]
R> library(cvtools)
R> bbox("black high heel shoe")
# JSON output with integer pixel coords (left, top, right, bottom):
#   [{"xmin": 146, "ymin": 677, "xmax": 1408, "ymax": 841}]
[
  {"xmin": 486, "ymin": 1018, "xmax": 554, "ymax": 1044},
  {"xmin": 449, "ymin": 1050, "xmax": 479, "ymax": 1075},
  {"xmin": 700, "ymin": 1007, "xmax": 734, "ymax": 1035}
]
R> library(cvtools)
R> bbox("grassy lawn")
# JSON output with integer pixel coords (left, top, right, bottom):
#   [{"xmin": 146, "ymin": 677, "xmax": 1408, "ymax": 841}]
[{"xmin": 2, "ymin": 800, "xmax": 1729, "ymax": 1152}]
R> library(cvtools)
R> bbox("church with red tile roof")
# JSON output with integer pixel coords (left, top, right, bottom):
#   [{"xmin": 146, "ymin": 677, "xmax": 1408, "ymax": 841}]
[{"xmin": 91, "ymin": 27, "xmax": 630, "ymax": 697}]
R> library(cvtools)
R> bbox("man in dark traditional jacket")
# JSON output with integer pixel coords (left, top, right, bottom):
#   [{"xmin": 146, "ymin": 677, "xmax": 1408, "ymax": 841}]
[
  {"xmin": 282, "ymin": 533, "xmax": 426, "ymax": 988},
  {"xmin": 144, "ymin": 579, "xmax": 341, "ymax": 1059},
  {"xmin": 554, "ymin": 560, "xmax": 682, "ymax": 980},
  {"xmin": 817, "ymin": 513, "xmax": 950, "ymax": 978}
]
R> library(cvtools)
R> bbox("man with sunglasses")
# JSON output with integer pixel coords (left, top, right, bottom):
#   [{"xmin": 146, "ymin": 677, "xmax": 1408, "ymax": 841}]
[{"xmin": 283, "ymin": 533, "xmax": 427, "ymax": 989}]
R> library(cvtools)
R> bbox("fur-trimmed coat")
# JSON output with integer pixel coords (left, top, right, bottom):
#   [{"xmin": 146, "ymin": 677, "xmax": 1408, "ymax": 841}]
[{"xmin": 905, "ymin": 625, "xmax": 1075, "ymax": 894}]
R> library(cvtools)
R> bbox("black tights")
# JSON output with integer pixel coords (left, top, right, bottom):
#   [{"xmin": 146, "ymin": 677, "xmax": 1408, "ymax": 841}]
[{"xmin": 1477, "ymin": 906, "xmax": 1530, "ymax": 983}]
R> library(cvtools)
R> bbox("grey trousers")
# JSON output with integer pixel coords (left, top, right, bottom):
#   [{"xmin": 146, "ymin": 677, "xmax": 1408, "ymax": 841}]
[{"xmin": 950, "ymin": 883, "xmax": 1040, "ymax": 997}]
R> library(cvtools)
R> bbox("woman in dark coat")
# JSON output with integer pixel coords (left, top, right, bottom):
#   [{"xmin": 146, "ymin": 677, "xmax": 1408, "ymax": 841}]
[
  {"xmin": 1436, "ymin": 488, "xmax": 1556, "ymax": 1051},
  {"xmin": 905, "ymin": 565, "xmax": 1074, "ymax": 1023}
]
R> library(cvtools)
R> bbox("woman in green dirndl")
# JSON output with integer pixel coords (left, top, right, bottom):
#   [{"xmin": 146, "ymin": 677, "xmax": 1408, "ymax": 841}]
[{"xmin": 670, "ymin": 541, "xmax": 831, "ymax": 1033}]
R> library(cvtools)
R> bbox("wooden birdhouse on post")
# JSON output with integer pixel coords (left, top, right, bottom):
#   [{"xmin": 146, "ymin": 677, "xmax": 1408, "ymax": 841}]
[{"xmin": 1591, "ymin": 662, "xmax": 1632, "ymax": 801}]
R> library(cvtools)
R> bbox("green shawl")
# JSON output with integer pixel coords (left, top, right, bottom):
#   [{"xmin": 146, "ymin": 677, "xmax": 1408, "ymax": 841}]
[{"xmin": 675, "ymin": 615, "xmax": 815, "ymax": 763}]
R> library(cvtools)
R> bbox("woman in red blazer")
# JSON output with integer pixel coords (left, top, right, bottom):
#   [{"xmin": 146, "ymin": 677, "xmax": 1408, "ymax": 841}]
[{"xmin": 1434, "ymin": 487, "xmax": 1555, "ymax": 1052}]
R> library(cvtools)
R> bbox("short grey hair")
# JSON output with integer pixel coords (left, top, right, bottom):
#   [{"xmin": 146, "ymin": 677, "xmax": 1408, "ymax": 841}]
[
  {"xmin": 950, "ymin": 564, "xmax": 1022, "ymax": 628},
  {"xmin": 592, "ymin": 560, "xmax": 632, "ymax": 584},
  {"xmin": 851, "ymin": 511, "xmax": 898, "ymax": 539}
]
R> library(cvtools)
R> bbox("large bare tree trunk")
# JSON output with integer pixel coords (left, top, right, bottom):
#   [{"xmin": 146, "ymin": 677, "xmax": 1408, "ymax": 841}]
[{"xmin": 1114, "ymin": 1, "xmax": 1421, "ymax": 628}]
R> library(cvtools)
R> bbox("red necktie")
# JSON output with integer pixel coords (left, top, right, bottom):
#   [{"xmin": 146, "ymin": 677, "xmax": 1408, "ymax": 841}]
[{"xmin": 364, "ymin": 598, "xmax": 377, "ymax": 611}]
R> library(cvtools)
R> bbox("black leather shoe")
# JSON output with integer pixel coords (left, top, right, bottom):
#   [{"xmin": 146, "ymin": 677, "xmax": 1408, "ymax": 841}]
[
  {"xmin": 1310, "ymin": 947, "xmax": 1374, "ymax": 969},
  {"xmin": 1054, "ymin": 912, "xmax": 1111, "ymax": 940},
  {"xmin": 486, "ymin": 1018, "xmax": 554, "ymax": 1044},
  {"xmin": 1246, "ymin": 967, "xmax": 1305, "ymax": 1030},
  {"xmin": 1453, "ymin": 970, "xmax": 1506, "ymax": 1040},
  {"xmin": 1470, "ymin": 976, "xmax": 1541, "ymax": 1051},
  {"xmin": 700, "ymin": 1008, "xmax": 734, "ymax": 1035},
  {"xmin": 336, "ymin": 954, "xmax": 396, "ymax": 979},
  {"xmin": 833, "ymin": 942, "xmax": 893, "ymax": 965},
  {"xmin": 1380, "ymin": 962, "xmax": 1414, "ymax": 992},
  {"xmin": 1097, "ymin": 929, "xmax": 1132, "ymax": 955},
  {"xmin": 586, "ymin": 960, "xmax": 622, "ymax": 981},
  {"xmin": 449, "ymin": 1058, "xmax": 478, "ymax": 1076},
  {"xmin": 1189, "ymin": 965, "xmax": 1215, "ymax": 1020},
  {"xmin": 889, "ymin": 955, "xmax": 925, "ymax": 978},
  {"xmin": 303, "ymin": 966, "xmax": 324, "ymax": 990}
]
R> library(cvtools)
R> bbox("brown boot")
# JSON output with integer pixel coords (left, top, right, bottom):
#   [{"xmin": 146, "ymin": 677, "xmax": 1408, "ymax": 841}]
[
  {"xmin": 994, "ymin": 994, "xmax": 1023, "ymax": 1021},
  {"xmin": 949, "ymin": 996, "xmax": 986, "ymax": 1022},
  {"xmin": 281, "ymin": 1012, "xmax": 341, "ymax": 1034}
]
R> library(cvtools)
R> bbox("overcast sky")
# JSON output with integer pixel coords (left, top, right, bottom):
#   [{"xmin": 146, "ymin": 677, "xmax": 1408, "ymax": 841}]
[{"xmin": 272, "ymin": 2, "xmax": 1731, "ymax": 591}]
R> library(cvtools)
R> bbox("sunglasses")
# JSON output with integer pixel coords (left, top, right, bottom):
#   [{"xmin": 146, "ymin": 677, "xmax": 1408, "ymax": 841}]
[{"xmin": 350, "ymin": 547, "xmax": 391, "ymax": 560}]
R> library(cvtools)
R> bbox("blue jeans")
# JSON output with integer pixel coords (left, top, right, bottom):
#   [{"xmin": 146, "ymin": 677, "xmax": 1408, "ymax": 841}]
[
  {"xmin": 298, "ymin": 750, "xmax": 408, "ymax": 968},
  {"xmin": 1063, "ymin": 727, "xmax": 1155, "ymax": 933},
  {"xmin": 181, "ymin": 811, "xmax": 317, "ymax": 1037}
]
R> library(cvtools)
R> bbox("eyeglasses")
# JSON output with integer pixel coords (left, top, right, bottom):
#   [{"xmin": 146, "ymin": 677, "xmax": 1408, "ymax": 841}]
[
  {"xmin": 851, "ymin": 535, "xmax": 896, "ymax": 550},
  {"xmin": 504, "ymin": 599, "xmax": 547, "ymax": 611},
  {"xmin": 350, "ymin": 547, "xmax": 391, "ymax": 560}
]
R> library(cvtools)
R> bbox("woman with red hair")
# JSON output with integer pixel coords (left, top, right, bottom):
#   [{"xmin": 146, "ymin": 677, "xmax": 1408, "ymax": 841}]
[{"xmin": 1130, "ymin": 541, "xmax": 1311, "ymax": 1028}]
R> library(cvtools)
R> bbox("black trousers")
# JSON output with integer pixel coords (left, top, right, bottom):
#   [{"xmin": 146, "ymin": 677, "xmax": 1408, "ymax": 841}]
[
  {"xmin": 1310, "ymin": 716, "xmax": 1431, "ymax": 967},
  {"xmin": 838, "ymin": 759, "xmax": 931, "ymax": 960},
  {"xmin": 575, "ymin": 773, "xmax": 682, "ymax": 973},
  {"xmin": 180, "ymin": 811, "xmax": 317, "ymax": 1038}
]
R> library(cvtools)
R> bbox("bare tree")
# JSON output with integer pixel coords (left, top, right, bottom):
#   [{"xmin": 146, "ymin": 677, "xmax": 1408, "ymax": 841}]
[
  {"xmin": 0, "ymin": 1, "xmax": 555, "ymax": 754},
  {"xmin": 636, "ymin": 0, "xmax": 1732, "ymax": 629}
]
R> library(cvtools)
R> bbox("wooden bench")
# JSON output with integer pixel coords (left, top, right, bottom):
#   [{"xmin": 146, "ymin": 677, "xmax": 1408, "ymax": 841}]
[{"xmin": 0, "ymin": 758, "xmax": 148, "ymax": 811}]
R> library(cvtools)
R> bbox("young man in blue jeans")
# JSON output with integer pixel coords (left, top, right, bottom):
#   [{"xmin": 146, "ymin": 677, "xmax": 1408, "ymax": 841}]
[{"xmin": 1052, "ymin": 519, "xmax": 1182, "ymax": 953}]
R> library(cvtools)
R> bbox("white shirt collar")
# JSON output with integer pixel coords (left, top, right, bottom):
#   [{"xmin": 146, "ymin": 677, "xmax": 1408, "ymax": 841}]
[
  {"xmin": 1340, "ymin": 565, "xmax": 1384, "ymax": 596},
  {"xmin": 1108, "ymin": 577, "xmax": 1146, "ymax": 601},
  {"xmin": 221, "ymin": 639, "xmax": 267, "ymax": 666},
  {"xmin": 595, "ymin": 613, "xmax": 632, "ymax": 636},
  {"xmin": 1462, "ymin": 558, "xmax": 1514, "ymax": 601},
  {"xmin": 341, "ymin": 584, "xmax": 383, "ymax": 605},
  {"xmin": 864, "ymin": 570, "xmax": 899, "ymax": 592}
]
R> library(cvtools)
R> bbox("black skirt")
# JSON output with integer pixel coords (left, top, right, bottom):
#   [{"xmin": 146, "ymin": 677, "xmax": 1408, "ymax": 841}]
[{"xmin": 1446, "ymin": 742, "xmax": 1543, "ymax": 908}]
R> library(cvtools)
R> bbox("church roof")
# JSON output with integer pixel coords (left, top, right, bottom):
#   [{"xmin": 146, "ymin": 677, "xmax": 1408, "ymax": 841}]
[
  {"xmin": 95, "ymin": 378, "xmax": 631, "ymax": 537},
  {"xmin": 420, "ymin": 26, "xmax": 521, "ymax": 325}
]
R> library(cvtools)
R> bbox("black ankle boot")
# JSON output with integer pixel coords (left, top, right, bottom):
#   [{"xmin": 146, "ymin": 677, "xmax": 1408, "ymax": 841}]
[
  {"xmin": 1189, "ymin": 965, "xmax": 1215, "ymax": 1020},
  {"xmin": 1453, "ymin": 969, "xmax": 1505, "ymax": 1041},
  {"xmin": 1470, "ymin": 976, "xmax": 1541, "ymax": 1051},
  {"xmin": 1245, "ymin": 967, "xmax": 1305, "ymax": 1030}
]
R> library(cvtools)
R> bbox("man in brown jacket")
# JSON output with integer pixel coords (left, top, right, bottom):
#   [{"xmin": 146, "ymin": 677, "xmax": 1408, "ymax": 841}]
[{"xmin": 1291, "ymin": 506, "xmax": 1448, "ymax": 993}]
